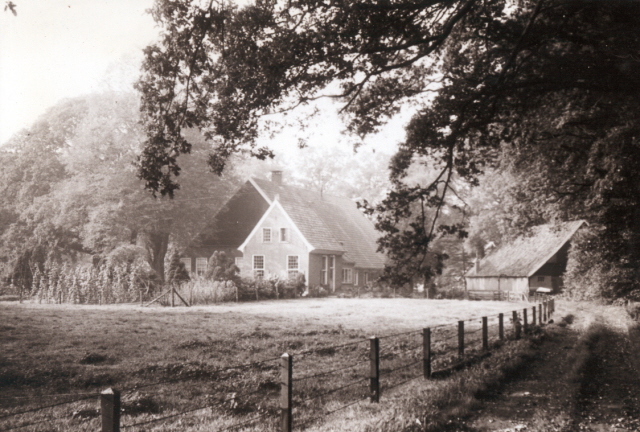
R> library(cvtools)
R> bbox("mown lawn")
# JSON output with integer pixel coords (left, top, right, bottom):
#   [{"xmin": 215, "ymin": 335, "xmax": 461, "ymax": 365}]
[{"xmin": 0, "ymin": 297, "xmax": 530, "ymax": 431}]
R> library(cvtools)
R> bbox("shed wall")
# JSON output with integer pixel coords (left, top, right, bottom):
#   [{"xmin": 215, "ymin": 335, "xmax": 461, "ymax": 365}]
[{"xmin": 466, "ymin": 277, "xmax": 529, "ymax": 295}]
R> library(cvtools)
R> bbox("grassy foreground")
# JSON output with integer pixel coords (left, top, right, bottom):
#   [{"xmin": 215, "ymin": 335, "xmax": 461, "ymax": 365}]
[{"xmin": 0, "ymin": 297, "xmax": 530, "ymax": 431}]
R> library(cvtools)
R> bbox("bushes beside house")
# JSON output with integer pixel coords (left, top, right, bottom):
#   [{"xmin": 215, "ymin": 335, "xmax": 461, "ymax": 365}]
[{"xmin": 182, "ymin": 273, "xmax": 307, "ymax": 305}]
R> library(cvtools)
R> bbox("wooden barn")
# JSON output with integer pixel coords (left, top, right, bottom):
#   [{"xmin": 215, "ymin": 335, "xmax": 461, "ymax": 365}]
[{"xmin": 465, "ymin": 220, "xmax": 586, "ymax": 299}]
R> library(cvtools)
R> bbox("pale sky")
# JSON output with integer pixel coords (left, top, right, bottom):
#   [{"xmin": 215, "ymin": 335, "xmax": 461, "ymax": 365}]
[
  {"xmin": 0, "ymin": 0, "xmax": 403, "ymax": 155},
  {"xmin": 0, "ymin": 0, "xmax": 158, "ymax": 144}
]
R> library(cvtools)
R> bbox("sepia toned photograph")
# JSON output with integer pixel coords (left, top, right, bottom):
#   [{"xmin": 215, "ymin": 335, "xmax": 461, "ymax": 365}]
[{"xmin": 1, "ymin": 0, "xmax": 639, "ymax": 431}]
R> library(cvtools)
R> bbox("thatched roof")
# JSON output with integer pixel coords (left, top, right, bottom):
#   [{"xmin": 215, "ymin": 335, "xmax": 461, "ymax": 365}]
[{"xmin": 465, "ymin": 220, "xmax": 586, "ymax": 278}]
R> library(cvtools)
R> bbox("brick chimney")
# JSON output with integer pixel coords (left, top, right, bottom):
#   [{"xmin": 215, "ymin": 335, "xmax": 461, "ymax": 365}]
[{"xmin": 270, "ymin": 170, "xmax": 283, "ymax": 185}]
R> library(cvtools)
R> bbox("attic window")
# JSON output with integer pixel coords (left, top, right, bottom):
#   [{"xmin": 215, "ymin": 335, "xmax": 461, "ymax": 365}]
[
  {"xmin": 538, "ymin": 276, "xmax": 545, "ymax": 282},
  {"xmin": 280, "ymin": 228, "xmax": 288, "ymax": 242},
  {"xmin": 263, "ymin": 228, "xmax": 271, "ymax": 243}
]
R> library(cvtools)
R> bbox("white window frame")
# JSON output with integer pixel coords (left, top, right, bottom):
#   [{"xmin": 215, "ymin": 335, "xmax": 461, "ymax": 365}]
[
  {"xmin": 329, "ymin": 256, "xmax": 335, "ymax": 288},
  {"xmin": 253, "ymin": 255, "xmax": 265, "ymax": 278},
  {"xmin": 262, "ymin": 228, "xmax": 272, "ymax": 243},
  {"xmin": 342, "ymin": 268, "xmax": 353, "ymax": 284},
  {"xmin": 280, "ymin": 227, "xmax": 289, "ymax": 243},
  {"xmin": 354, "ymin": 271, "xmax": 359, "ymax": 286},
  {"xmin": 195, "ymin": 258, "xmax": 208, "ymax": 276},
  {"xmin": 364, "ymin": 272, "xmax": 369, "ymax": 284},
  {"xmin": 321, "ymin": 256, "xmax": 328, "ymax": 285},
  {"xmin": 287, "ymin": 255, "xmax": 299, "ymax": 279}
]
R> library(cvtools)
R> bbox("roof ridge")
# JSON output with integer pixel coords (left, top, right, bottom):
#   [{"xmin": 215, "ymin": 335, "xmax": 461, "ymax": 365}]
[
  {"xmin": 250, "ymin": 176, "xmax": 355, "ymax": 201},
  {"xmin": 466, "ymin": 219, "xmax": 586, "ymax": 278}
]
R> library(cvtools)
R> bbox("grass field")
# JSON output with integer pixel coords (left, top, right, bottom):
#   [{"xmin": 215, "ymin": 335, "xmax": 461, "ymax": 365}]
[{"xmin": 0, "ymin": 297, "xmax": 531, "ymax": 431}]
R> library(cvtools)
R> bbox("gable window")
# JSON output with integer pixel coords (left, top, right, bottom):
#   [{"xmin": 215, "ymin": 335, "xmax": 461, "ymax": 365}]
[
  {"xmin": 180, "ymin": 258, "xmax": 192, "ymax": 274},
  {"xmin": 342, "ymin": 268, "xmax": 353, "ymax": 284},
  {"xmin": 253, "ymin": 255, "xmax": 265, "ymax": 278},
  {"xmin": 321, "ymin": 256, "xmax": 328, "ymax": 285},
  {"xmin": 280, "ymin": 228, "xmax": 289, "ymax": 242},
  {"xmin": 195, "ymin": 258, "xmax": 208, "ymax": 276},
  {"xmin": 287, "ymin": 255, "xmax": 299, "ymax": 279},
  {"xmin": 262, "ymin": 228, "xmax": 271, "ymax": 243},
  {"xmin": 537, "ymin": 276, "xmax": 545, "ymax": 282}
]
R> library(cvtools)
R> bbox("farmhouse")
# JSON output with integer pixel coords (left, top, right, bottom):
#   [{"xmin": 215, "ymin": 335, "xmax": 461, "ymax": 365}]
[
  {"xmin": 181, "ymin": 171, "xmax": 385, "ymax": 291},
  {"xmin": 465, "ymin": 220, "xmax": 586, "ymax": 298}
]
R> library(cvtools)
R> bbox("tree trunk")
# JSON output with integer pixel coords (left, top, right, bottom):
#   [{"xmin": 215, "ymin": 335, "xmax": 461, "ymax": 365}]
[{"xmin": 146, "ymin": 231, "xmax": 170, "ymax": 284}]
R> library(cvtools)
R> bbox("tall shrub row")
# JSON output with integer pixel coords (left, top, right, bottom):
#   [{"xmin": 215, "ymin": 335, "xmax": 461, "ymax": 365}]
[{"xmin": 28, "ymin": 261, "xmax": 154, "ymax": 304}]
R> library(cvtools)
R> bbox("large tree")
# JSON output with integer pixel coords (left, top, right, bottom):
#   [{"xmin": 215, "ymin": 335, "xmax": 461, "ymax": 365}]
[
  {"xmin": 136, "ymin": 0, "xmax": 640, "ymax": 297},
  {"xmin": 1, "ymin": 92, "xmax": 239, "ymax": 284}
]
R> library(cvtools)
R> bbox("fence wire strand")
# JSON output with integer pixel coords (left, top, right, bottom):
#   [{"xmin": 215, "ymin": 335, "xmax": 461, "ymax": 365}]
[
  {"xmin": 217, "ymin": 411, "xmax": 274, "ymax": 432},
  {"xmin": 0, "ymin": 392, "xmax": 101, "ymax": 401},
  {"xmin": 296, "ymin": 394, "xmax": 369, "ymax": 430},
  {"xmin": 0, "ymin": 393, "xmax": 98, "ymax": 420},
  {"xmin": 123, "ymin": 355, "xmax": 282, "ymax": 394},
  {"xmin": 381, "ymin": 359, "xmax": 422, "ymax": 376},
  {"xmin": 122, "ymin": 399, "xmax": 228, "ymax": 429},
  {"xmin": 378, "ymin": 328, "xmax": 422, "ymax": 340},
  {"xmin": 299, "ymin": 377, "xmax": 369, "ymax": 404},
  {"xmin": 295, "ymin": 359, "xmax": 367, "ymax": 382},
  {"xmin": 0, "ymin": 417, "xmax": 52, "ymax": 432},
  {"xmin": 384, "ymin": 374, "xmax": 423, "ymax": 392}
]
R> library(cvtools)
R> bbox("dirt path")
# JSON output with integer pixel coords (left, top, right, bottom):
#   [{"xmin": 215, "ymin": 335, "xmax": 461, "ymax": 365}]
[{"xmin": 447, "ymin": 301, "xmax": 640, "ymax": 432}]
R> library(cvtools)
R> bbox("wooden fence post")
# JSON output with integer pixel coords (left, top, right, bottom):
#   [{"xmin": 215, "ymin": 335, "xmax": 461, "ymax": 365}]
[
  {"xmin": 423, "ymin": 328, "xmax": 431, "ymax": 378},
  {"xmin": 523, "ymin": 308, "xmax": 528, "ymax": 332},
  {"xmin": 458, "ymin": 321, "xmax": 464, "ymax": 358},
  {"xmin": 101, "ymin": 388, "xmax": 120, "ymax": 432},
  {"xmin": 532, "ymin": 305, "xmax": 537, "ymax": 326},
  {"xmin": 513, "ymin": 311, "xmax": 521, "ymax": 340},
  {"xmin": 280, "ymin": 354, "xmax": 293, "ymax": 432},
  {"xmin": 538, "ymin": 303, "xmax": 543, "ymax": 324},
  {"xmin": 482, "ymin": 317, "xmax": 488, "ymax": 350},
  {"xmin": 499, "ymin": 313, "xmax": 504, "ymax": 340},
  {"xmin": 369, "ymin": 337, "xmax": 380, "ymax": 402}
]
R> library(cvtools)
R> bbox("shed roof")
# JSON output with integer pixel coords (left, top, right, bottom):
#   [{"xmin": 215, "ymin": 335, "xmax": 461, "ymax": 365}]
[
  {"xmin": 250, "ymin": 178, "xmax": 386, "ymax": 269},
  {"xmin": 465, "ymin": 220, "xmax": 586, "ymax": 278}
]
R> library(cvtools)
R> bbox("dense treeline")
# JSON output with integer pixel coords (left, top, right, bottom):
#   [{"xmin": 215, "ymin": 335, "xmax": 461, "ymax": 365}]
[{"xmin": 133, "ymin": 0, "xmax": 640, "ymax": 301}]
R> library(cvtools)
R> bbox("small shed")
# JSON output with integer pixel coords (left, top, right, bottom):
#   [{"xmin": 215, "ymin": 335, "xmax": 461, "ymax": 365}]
[{"xmin": 465, "ymin": 220, "xmax": 586, "ymax": 298}]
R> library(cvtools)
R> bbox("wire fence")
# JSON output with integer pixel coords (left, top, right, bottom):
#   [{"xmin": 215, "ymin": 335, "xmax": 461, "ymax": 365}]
[{"xmin": 0, "ymin": 299, "xmax": 555, "ymax": 432}]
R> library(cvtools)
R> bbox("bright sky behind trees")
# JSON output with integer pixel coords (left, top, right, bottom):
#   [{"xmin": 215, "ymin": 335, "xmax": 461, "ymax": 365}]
[
  {"xmin": 0, "ymin": 0, "xmax": 402, "ymax": 156},
  {"xmin": 0, "ymin": 0, "xmax": 157, "ymax": 144}
]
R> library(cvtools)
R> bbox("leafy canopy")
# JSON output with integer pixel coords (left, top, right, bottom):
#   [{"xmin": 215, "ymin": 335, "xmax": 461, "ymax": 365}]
[{"xmin": 137, "ymin": 0, "xmax": 640, "ymax": 293}]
